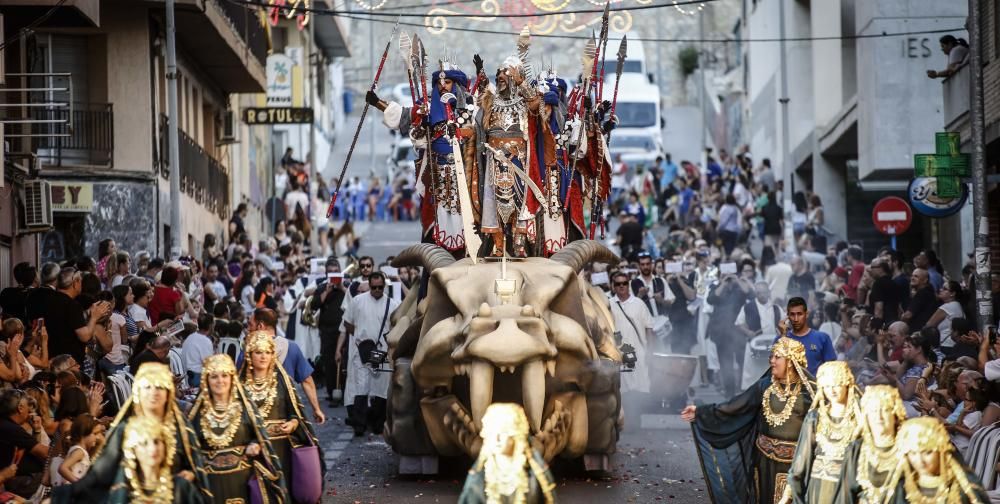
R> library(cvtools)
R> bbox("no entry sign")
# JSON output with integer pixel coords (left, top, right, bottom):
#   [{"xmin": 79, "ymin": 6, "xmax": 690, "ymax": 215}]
[{"xmin": 872, "ymin": 196, "xmax": 912, "ymax": 235}]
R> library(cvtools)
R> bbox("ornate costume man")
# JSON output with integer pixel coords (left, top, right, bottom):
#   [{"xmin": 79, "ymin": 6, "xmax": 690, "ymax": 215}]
[
  {"xmin": 884, "ymin": 417, "xmax": 989, "ymax": 503},
  {"xmin": 239, "ymin": 331, "xmax": 323, "ymax": 501},
  {"xmin": 458, "ymin": 403, "xmax": 556, "ymax": 504},
  {"xmin": 837, "ymin": 385, "xmax": 906, "ymax": 504},
  {"xmin": 367, "ymin": 61, "xmax": 475, "ymax": 253},
  {"xmin": 783, "ymin": 361, "xmax": 862, "ymax": 503},
  {"xmin": 682, "ymin": 337, "xmax": 815, "ymax": 503},
  {"xmin": 52, "ymin": 362, "xmax": 210, "ymax": 503},
  {"xmin": 189, "ymin": 354, "xmax": 287, "ymax": 503},
  {"xmin": 114, "ymin": 416, "xmax": 205, "ymax": 504}
]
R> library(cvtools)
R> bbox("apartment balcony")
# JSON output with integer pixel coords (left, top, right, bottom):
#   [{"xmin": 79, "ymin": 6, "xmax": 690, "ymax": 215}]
[
  {"xmin": 32, "ymin": 103, "xmax": 115, "ymax": 168},
  {"xmin": 158, "ymin": 115, "xmax": 231, "ymax": 219},
  {"xmin": 942, "ymin": 63, "xmax": 970, "ymax": 134},
  {"xmin": 2, "ymin": 0, "xmax": 100, "ymax": 27},
  {"xmin": 149, "ymin": 0, "xmax": 267, "ymax": 92}
]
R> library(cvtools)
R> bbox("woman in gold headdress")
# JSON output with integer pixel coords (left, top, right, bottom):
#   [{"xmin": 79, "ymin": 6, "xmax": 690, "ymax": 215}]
[
  {"xmin": 51, "ymin": 362, "xmax": 210, "ymax": 503},
  {"xmin": 112, "ymin": 415, "xmax": 204, "ymax": 503},
  {"xmin": 682, "ymin": 337, "xmax": 815, "ymax": 503},
  {"xmin": 837, "ymin": 385, "xmax": 906, "ymax": 504},
  {"xmin": 884, "ymin": 417, "xmax": 989, "ymax": 503},
  {"xmin": 238, "ymin": 330, "xmax": 321, "ymax": 495},
  {"xmin": 458, "ymin": 403, "xmax": 556, "ymax": 504},
  {"xmin": 782, "ymin": 360, "xmax": 861, "ymax": 503},
  {"xmin": 189, "ymin": 354, "xmax": 288, "ymax": 503}
]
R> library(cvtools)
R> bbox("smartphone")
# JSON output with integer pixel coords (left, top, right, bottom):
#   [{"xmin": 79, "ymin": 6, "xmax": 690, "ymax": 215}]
[
  {"xmin": 719, "ymin": 262, "xmax": 737, "ymax": 275},
  {"xmin": 32, "ymin": 318, "xmax": 43, "ymax": 333},
  {"xmin": 665, "ymin": 262, "xmax": 683, "ymax": 274}
]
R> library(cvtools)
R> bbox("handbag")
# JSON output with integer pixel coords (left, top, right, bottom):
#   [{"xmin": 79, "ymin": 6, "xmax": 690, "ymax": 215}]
[
  {"xmin": 291, "ymin": 441, "xmax": 323, "ymax": 504},
  {"xmin": 247, "ymin": 474, "xmax": 264, "ymax": 504}
]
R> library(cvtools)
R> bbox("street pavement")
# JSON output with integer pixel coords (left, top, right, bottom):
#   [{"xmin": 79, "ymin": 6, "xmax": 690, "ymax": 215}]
[{"xmin": 314, "ymin": 393, "xmax": 719, "ymax": 503}]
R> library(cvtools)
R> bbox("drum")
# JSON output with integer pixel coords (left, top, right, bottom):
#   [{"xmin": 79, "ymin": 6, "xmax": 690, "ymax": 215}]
[{"xmin": 647, "ymin": 353, "xmax": 699, "ymax": 403}]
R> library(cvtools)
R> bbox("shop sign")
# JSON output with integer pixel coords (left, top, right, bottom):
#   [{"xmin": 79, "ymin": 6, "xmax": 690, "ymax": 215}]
[
  {"xmin": 266, "ymin": 54, "xmax": 294, "ymax": 106},
  {"xmin": 907, "ymin": 177, "xmax": 968, "ymax": 218},
  {"xmin": 49, "ymin": 181, "xmax": 93, "ymax": 212},
  {"xmin": 243, "ymin": 107, "xmax": 314, "ymax": 125}
]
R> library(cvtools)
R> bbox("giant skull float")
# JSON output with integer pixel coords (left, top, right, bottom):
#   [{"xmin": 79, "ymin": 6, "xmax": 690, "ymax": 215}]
[{"xmin": 385, "ymin": 240, "xmax": 623, "ymax": 472}]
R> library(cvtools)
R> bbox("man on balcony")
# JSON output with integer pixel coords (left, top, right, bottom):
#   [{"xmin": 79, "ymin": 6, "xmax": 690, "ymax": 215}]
[{"xmin": 927, "ymin": 35, "xmax": 969, "ymax": 79}]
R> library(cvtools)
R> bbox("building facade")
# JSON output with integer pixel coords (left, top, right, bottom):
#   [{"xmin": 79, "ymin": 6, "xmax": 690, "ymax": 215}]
[{"xmin": 742, "ymin": 0, "xmax": 970, "ymax": 273}]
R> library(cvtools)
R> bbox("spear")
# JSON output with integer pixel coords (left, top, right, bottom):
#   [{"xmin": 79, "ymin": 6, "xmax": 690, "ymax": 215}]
[
  {"xmin": 566, "ymin": 37, "xmax": 596, "ymax": 214},
  {"xmin": 399, "ymin": 32, "xmax": 417, "ymax": 107},
  {"xmin": 327, "ymin": 17, "xmax": 401, "ymax": 218},
  {"xmin": 596, "ymin": 2, "xmax": 611, "ymax": 101},
  {"xmin": 609, "ymin": 35, "xmax": 627, "ymax": 119}
]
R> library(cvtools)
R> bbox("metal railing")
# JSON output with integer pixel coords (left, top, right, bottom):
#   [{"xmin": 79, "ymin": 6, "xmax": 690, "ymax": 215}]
[
  {"xmin": 33, "ymin": 103, "xmax": 114, "ymax": 167},
  {"xmin": 158, "ymin": 114, "xmax": 231, "ymax": 219},
  {"xmin": 217, "ymin": 0, "xmax": 268, "ymax": 69}
]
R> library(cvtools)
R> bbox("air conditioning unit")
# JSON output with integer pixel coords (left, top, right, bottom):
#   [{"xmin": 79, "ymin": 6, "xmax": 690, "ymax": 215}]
[
  {"xmin": 23, "ymin": 180, "xmax": 53, "ymax": 229},
  {"xmin": 219, "ymin": 110, "xmax": 237, "ymax": 145}
]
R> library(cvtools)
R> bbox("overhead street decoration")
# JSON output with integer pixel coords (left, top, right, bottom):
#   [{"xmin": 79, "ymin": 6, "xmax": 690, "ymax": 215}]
[
  {"xmin": 913, "ymin": 131, "xmax": 970, "ymax": 198},
  {"xmin": 243, "ymin": 107, "xmax": 313, "ymax": 125}
]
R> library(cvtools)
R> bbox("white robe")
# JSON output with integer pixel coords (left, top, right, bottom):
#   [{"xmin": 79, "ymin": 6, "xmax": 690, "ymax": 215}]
[
  {"xmin": 609, "ymin": 294, "xmax": 652, "ymax": 393},
  {"xmin": 343, "ymin": 292, "xmax": 400, "ymax": 404}
]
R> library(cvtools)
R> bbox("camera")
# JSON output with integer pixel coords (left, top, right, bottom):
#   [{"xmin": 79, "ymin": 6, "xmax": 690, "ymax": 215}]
[
  {"xmin": 357, "ymin": 340, "xmax": 389, "ymax": 369},
  {"xmin": 619, "ymin": 343, "xmax": 638, "ymax": 371}
]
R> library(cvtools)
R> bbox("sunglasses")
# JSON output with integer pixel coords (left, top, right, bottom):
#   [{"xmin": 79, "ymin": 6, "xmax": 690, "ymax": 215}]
[
  {"xmin": 360, "ymin": 264, "xmax": 374, "ymax": 268},
  {"xmin": 370, "ymin": 285, "xmax": 385, "ymax": 291},
  {"xmin": 613, "ymin": 282, "xmax": 629, "ymax": 287}
]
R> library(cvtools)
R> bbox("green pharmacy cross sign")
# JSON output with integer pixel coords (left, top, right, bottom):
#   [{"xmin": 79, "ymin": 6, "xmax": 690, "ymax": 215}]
[{"xmin": 914, "ymin": 132, "xmax": 970, "ymax": 198}]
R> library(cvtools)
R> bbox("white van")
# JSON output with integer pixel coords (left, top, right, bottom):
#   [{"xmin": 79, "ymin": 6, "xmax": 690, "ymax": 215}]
[{"xmin": 602, "ymin": 34, "xmax": 662, "ymax": 141}]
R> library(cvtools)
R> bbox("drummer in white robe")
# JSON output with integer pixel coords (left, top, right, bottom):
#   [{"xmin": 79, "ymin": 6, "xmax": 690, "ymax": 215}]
[
  {"xmin": 608, "ymin": 272, "xmax": 653, "ymax": 394},
  {"xmin": 337, "ymin": 271, "xmax": 400, "ymax": 436}
]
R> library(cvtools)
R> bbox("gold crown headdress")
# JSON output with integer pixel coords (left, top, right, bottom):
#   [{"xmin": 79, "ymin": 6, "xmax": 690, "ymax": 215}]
[
  {"xmin": 245, "ymin": 330, "xmax": 276, "ymax": 354},
  {"xmin": 202, "ymin": 354, "xmax": 237, "ymax": 377},
  {"xmin": 816, "ymin": 361, "xmax": 854, "ymax": 388},
  {"xmin": 896, "ymin": 417, "xmax": 952, "ymax": 455},
  {"xmin": 771, "ymin": 337, "xmax": 808, "ymax": 371},
  {"xmin": 859, "ymin": 385, "xmax": 906, "ymax": 433},
  {"xmin": 133, "ymin": 362, "xmax": 174, "ymax": 393},
  {"xmin": 132, "ymin": 362, "xmax": 176, "ymax": 414},
  {"xmin": 886, "ymin": 416, "xmax": 984, "ymax": 502}
]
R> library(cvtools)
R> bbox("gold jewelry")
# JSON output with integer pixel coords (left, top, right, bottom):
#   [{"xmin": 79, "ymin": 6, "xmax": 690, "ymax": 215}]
[
  {"xmin": 762, "ymin": 380, "xmax": 800, "ymax": 428},
  {"xmin": 244, "ymin": 372, "xmax": 278, "ymax": 418},
  {"xmin": 245, "ymin": 331, "xmax": 276, "ymax": 354},
  {"xmin": 856, "ymin": 442, "xmax": 896, "ymax": 502},
  {"xmin": 200, "ymin": 398, "xmax": 242, "ymax": 450},
  {"xmin": 815, "ymin": 410, "xmax": 856, "ymax": 459},
  {"xmin": 122, "ymin": 416, "xmax": 176, "ymax": 504},
  {"xmin": 202, "ymin": 354, "xmax": 237, "ymax": 376}
]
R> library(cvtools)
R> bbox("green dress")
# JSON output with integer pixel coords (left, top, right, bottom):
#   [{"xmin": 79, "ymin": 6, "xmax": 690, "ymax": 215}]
[
  {"xmin": 458, "ymin": 449, "xmax": 556, "ymax": 503},
  {"xmin": 191, "ymin": 392, "xmax": 288, "ymax": 504},
  {"xmin": 838, "ymin": 440, "xmax": 897, "ymax": 504},
  {"xmin": 786, "ymin": 409, "xmax": 860, "ymax": 503},
  {"xmin": 241, "ymin": 366, "xmax": 321, "ymax": 494},
  {"xmin": 50, "ymin": 403, "xmax": 210, "ymax": 504},
  {"xmin": 692, "ymin": 375, "xmax": 813, "ymax": 504}
]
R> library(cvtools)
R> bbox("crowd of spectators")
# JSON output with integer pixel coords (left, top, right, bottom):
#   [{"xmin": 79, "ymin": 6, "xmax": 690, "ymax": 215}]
[
  {"xmin": 593, "ymin": 145, "xmax": 1000, "ymax": 496},
  {"xmin": 0, "ymin": 199, "xmax": 423, "ymax": 499}
]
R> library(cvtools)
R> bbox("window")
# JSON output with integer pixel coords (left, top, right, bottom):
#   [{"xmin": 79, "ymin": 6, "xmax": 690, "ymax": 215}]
[{"xmin": 613, "ymin": 102, "xmax": 657, "ymax": 128}]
